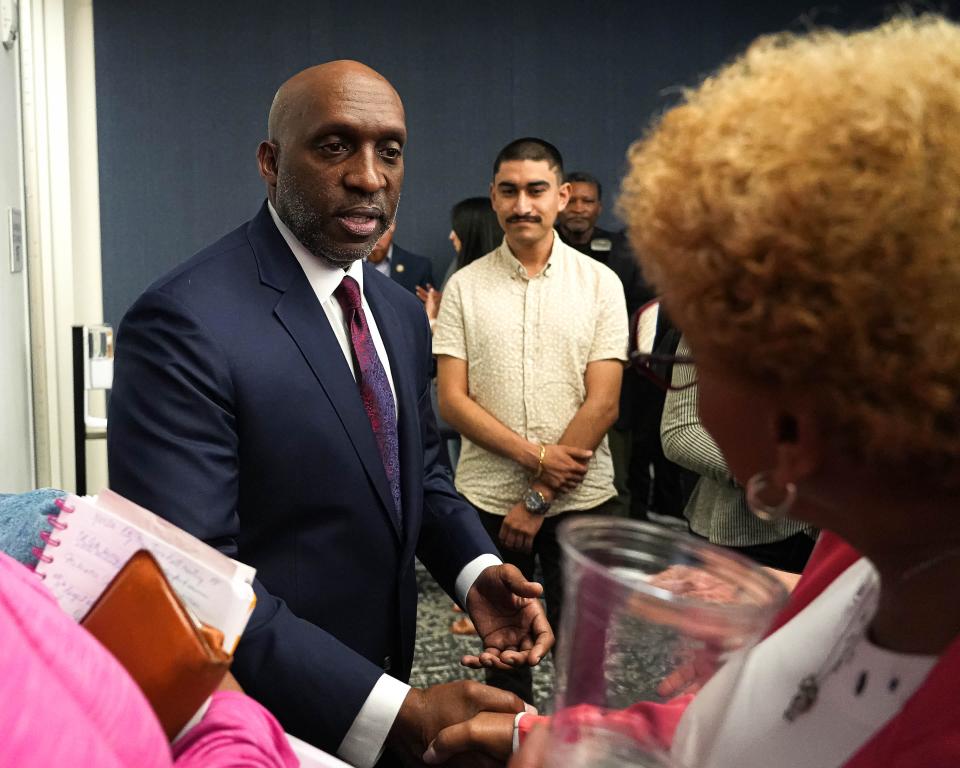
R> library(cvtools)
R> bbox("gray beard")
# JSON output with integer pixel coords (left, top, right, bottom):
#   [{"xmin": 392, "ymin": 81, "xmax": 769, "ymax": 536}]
[{"xmin": 275, "ymin": 178, "xmax": 397, "ymax": 269}]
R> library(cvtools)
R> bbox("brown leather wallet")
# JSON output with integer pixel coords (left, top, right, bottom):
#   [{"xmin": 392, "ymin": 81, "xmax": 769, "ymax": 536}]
[{"xmin": 81, "ymin": 549, "xmax": 232, "ymax": 740}]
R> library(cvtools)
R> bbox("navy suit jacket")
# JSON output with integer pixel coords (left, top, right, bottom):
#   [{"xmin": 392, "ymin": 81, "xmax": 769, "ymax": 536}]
[
  {"xmin": 107, "ymin": 203, "xmax": 497, "ymax": 754},
  {"xmin": 388, "ymin": 244, "xmax": 434, "ymax": 294}
]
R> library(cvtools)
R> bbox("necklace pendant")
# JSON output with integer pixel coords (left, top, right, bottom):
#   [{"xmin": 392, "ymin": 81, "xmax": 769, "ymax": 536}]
[{"xmin": 784, "ymin": 675, "xmax": 819, "ymax": 722}]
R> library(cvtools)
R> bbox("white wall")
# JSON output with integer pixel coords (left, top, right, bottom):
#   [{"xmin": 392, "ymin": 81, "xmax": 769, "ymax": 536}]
[{"xmin": 0, "ymin": 13, "xmax": 34, "ymax": 492}]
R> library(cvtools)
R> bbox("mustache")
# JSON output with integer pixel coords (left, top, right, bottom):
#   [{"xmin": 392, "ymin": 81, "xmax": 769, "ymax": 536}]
[{"xmin": 506, "ymin": 214, "xmax": 542, "ymax": 224}]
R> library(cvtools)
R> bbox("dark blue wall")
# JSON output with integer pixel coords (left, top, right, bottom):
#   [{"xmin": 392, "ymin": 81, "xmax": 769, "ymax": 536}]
[{"xmin": 94, "ymin": 0, "xmax": 946, "ymax": 325}]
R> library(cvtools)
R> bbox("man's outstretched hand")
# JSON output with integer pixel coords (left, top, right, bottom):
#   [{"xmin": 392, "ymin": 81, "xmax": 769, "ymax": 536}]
[{"xmin": 461, "ymin": 564, "xmax": 555, "ymax": 670}]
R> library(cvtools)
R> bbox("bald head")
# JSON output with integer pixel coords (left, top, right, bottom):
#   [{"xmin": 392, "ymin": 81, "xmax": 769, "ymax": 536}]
[
  {"xmin": 256, "ymin": 60, "xmax": 407, "ymax": 268},
  {"xmin": 268, "ymin": 60, "xmax": 403, "ymax": 146}
]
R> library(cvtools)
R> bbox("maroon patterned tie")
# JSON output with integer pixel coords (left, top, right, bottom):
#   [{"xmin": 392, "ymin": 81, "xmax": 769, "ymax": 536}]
[{"xmin": 334, "ymin": 276, "xmax": 402, "ymax": 522}]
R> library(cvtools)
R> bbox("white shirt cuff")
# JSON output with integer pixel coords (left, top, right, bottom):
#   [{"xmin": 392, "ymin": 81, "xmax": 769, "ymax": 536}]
[
  {"xmin": 455, "ymin": 553, "xmax": 503, "ymax": 607},
  {"xmin": 337, "ymin": 674, "xmax": 411, "ymax": 768}
]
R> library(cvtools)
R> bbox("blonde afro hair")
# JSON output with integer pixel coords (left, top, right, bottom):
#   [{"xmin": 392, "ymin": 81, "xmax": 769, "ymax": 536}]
[{"xmin": 620, "ymin": 15, "xmax": 960, "ymax": 478}]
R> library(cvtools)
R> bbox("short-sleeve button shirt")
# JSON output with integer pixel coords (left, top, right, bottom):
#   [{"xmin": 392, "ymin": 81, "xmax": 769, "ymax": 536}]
[{"xmin": 433, "ymin": 232, "xmax": 628, "ymax": 516}]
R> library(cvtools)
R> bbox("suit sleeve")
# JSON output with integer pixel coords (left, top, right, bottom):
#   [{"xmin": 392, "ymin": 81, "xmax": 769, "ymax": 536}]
[
  {"xmin": 107, "ymin": 289, "xmax": 391, "ymax": 754},
  {"xmin": 407, "ymin": 303, "xmax": 498, "ymax": 595}
]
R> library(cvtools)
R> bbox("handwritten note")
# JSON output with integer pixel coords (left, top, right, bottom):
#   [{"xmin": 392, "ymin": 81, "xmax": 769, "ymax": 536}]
[{"xmin": 36, "ymin": 492, "xmax": 256, "ymax": 652}]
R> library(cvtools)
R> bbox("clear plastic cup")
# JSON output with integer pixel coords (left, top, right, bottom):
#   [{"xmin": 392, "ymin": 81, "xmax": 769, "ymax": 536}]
[{"xmin": 547, "ymin": 517, "xmax": 789, "ymax": 767}]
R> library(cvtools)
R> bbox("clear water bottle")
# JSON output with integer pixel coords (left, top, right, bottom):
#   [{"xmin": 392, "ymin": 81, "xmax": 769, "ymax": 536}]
[{"xmin": 547, "ymin": 517, "xmax": 788, "ymax": 767}]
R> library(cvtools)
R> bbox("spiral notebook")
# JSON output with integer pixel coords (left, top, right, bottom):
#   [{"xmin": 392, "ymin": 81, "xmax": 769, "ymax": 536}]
[{"xmin": 34, "ymin": 490, "xmax": 256, "ymax": 653}]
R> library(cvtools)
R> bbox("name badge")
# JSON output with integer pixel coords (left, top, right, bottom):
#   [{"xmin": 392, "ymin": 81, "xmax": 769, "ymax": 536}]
[{"xmin": 590, "ymin": 238, "xmax": 612, "ymax": 253}]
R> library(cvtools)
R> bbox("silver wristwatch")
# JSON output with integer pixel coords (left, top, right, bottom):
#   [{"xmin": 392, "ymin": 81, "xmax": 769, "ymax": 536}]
[{"xmin": 523, "ymin": 487, "xmax": 551, "ymax": 516}]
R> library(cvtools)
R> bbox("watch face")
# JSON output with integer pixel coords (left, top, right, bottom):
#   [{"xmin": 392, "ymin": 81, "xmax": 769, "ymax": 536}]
[{"xmin": 524, "ymin": 488, "xmax": 546, "ymax": 514}]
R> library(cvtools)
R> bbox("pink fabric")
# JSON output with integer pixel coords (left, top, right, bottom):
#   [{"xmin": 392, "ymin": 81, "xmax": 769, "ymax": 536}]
[
  {"xmin": 518, "ymin": 696, "xmax": 694, "ymax": 747},
  {"xmin": 0, "ymin": 551, "xmax": 296, "ymax": 767}
]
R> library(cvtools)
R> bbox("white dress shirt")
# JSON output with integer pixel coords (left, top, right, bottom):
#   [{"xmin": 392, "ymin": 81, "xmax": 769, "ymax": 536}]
[{"xmin": 268, "ymin": 203, "xmax": 500, "ymax": 767}]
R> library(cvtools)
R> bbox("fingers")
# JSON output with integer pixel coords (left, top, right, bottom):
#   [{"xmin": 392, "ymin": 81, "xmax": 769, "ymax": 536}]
[
  {"xmin": 526, "ymin": 611, "xmax": 555, "ymax": 664},
  {"xmin": 559, "ymin": 444, "xmax": 593, "ymax": 462},
  {"xmin": 542, "ymin": 468, "xmax": 586, "ymax": 491},
  {"xmin": 460, "ymin": 654, "xmax": 512, "ymax": 670},
  {"xmin": 498, "ymin": 649, "xmax": 526, "ymax": 666},
  {"xmin": 497, "ymin": 563, "xmax": 544, "ymax": 598},
  {"xmin": 499, "ymin": 528, "xmax": 535, "ymax": 555},
  {"xmin": 497, "ymin": 519, "xmax": 512, "ymax": 549},
  {"xmin": 509, "ymin": 721, "xmax": 551, "ymax": 768},
  {"xmin": 423, "ymin": 712, "xmax": 517, "ymax": 764},
  {"xmin": 459, "ymin": 679, "xmax": 526, "ymax": 715},
  {"xmin": 483, "ymin": 655, "xmax": 516, "ymax": 671},
  {"xmin": 460, "ymin": 650, "xmax": 517, "ymax": 670}
]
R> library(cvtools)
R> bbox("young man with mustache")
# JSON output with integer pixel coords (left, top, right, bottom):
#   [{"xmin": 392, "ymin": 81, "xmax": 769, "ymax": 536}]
[
  {"xmin": 108, "ymin": 63, "xmax": 553, "ymax": 768},
  {"xmin": 434, "ymin": 138, "xmax": 628, "ymax": 704}
]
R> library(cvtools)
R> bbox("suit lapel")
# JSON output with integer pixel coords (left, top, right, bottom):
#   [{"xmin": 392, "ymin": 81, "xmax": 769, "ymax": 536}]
[
  {"xmin": 250, "ymin": 207, "xmax": 402, "ymax": 541},
  {"xmin": 390, "ymin": 247, "xmax": 409, "ymax": 291}
]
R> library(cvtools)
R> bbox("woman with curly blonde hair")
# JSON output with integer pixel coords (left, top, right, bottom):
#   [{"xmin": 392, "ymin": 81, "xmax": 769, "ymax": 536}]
[{"xmin": 424, "ymin": 15, "xmax": 960, "ymax": 768}]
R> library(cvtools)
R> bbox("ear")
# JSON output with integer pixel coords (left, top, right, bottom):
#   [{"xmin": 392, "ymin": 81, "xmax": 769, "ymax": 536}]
[
  {"xmin": 257, "ymin": 141, "xmax": 279, "ymax": 189},
  {"xmin": 557, "ymin": 181, "xmax": 571, "ymax": 211},
  {"xmin": 771, "ymin": 409, "xmax": 822, "ymax": 488},
  {"xmin": 488, "ymin": 181, "xmax": 496, "ymax": 204}
]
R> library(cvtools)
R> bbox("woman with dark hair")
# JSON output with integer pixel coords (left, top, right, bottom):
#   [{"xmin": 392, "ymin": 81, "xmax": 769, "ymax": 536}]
[
  {"xmin": 449, "ymin": 196, "xmax": 504, "ymax": 274},
  {"xmin": 417, "ymin": 197, "xmax": 503, "ymax": 326}
]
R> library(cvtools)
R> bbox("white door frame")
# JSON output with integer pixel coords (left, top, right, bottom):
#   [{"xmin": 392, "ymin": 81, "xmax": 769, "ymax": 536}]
[{"xmin": 20, "ymin": 0, "xmax": 105, "ymax": 491}]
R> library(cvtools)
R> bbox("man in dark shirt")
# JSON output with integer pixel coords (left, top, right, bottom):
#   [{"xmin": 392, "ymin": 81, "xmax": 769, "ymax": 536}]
[
  {"xmin": 557, "ymin": 171, "xmax": 650, "ymax": 317},
  {"xmin": 558, "ymin": 171, "xmax": 658, "ymax": 519},
  {"xmin": 367, "ymin": 221, "xmax": 435, "ymax": 295}
]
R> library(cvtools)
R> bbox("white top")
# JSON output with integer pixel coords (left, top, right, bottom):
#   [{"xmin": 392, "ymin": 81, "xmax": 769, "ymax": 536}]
[
  {"xmin": 671, "ymin": 558, "xmax": 937, "ymax": 768},
  {"xmin": 432, "ymin": 232, "xmax": 628, "ymax": 516},
  {"xmin": 268, "ymin": 203, "xmax": 501, "ymax": 767}
]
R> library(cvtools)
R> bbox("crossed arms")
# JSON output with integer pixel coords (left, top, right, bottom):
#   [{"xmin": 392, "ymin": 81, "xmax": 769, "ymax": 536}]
[{"xmin": 437, "ymin": 355, "xmax": 622, "ymax": 551}]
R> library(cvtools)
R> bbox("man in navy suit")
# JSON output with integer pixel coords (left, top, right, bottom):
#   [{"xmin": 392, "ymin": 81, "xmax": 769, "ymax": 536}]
[
  {"xmin": 107, "ymin": 60, "xmax": 551, "ymax": 767},
  {"xmin": 367, "ymin": 221, "xmax": 435, "ymax": 295}
]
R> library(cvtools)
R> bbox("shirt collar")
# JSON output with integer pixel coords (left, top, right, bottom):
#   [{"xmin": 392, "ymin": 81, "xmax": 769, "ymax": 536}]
[
  {"xmin": 498, "ymin": 229, "xmax": 564, "ymax": 279},
  {"xmin": 268, "ymin": 200, "xmax": 364, "ymax": 301}
]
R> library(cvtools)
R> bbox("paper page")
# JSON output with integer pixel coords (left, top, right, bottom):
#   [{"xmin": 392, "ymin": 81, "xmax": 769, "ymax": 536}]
[
  {"xmin": 38, "ymin": 492, "xmax": 255, "ymax": 651},
  {"xmin": 95, "ymin": 489, "xmax": 255, "ymax": 584}
]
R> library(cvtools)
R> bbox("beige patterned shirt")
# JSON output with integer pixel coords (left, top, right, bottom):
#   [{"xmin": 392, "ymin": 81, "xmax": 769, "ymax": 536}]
[{"xmin": 433, "ymin": 232, "xmax": 628, "ymax": 516}]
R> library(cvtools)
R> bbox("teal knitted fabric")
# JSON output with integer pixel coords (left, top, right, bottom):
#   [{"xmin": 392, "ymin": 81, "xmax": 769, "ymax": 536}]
[{"xmin": 0, "ymin": 489, "xmax": 67, "ymax": 567}]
